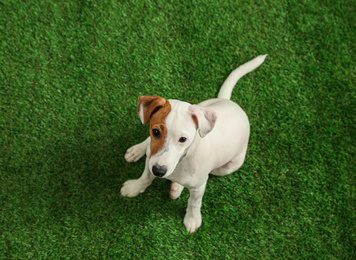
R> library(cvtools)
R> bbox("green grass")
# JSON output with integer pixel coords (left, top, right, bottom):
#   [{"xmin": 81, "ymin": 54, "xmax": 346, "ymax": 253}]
[{"xmin": 1, "ymin": 0, "xmax": 355, "ymax": 258}]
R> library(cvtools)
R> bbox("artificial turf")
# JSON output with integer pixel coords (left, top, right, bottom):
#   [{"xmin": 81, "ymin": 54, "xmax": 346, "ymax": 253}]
[{"xmin": 0, "ymin": 0, "xmax": 355, "ymax": 258}]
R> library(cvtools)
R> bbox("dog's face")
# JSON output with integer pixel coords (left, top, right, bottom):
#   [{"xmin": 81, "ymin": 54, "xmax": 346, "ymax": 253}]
[{"xmin": 137, "ymin": 96, "xmax": 217, "ymax": 178}]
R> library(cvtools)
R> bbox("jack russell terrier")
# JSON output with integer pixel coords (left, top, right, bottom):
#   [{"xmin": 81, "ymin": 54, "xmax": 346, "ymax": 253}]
[{"xmin": 121, "ymin": 55, "xmax": 267, "ymax": 232}]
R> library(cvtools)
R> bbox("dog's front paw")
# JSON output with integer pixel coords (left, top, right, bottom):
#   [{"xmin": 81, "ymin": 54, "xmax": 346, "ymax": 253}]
[
  {"xmin": 184, "ymin": 211, "xmax": 202, "ymax": 233},
  {"xmin": 120, "ymin": 179, "xmax": 146, "ymax": 197},
  {"xmin": 125, "ymin": 144, "xmax": 146, "ymax": 162}
]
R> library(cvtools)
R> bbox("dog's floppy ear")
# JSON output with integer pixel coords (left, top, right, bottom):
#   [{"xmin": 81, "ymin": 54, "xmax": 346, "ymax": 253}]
[
  {"xmin": 137, "ymin": 96, "xmax": 168, "ymax": 124},
  {"xmin": 189, "ymin": 105, "xmax": 217, "ymax": 138}
]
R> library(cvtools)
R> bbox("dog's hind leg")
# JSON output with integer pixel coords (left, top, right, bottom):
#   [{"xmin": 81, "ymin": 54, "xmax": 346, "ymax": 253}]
[
  {"xmin": 125, "ymin": 137, "xmax": 150, "ymax": 162},
  {"xmin": 170, "ymin": 182, "xmax": 184, "ymax": 199},
  {"xmin": 210, "ymin": 145, "xmax": 248, "ymax": 176}
]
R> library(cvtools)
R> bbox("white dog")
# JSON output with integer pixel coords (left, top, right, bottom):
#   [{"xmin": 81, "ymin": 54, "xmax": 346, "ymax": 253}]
[{"xmin": 121, "ymin": 55, "xmax": 267, "ymax": 232}]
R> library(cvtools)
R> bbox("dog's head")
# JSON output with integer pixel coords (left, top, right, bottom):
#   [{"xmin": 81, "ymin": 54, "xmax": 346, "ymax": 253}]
[{"xmin": 137, "ymin": 96, "xmax": 217, "ymax": 178}]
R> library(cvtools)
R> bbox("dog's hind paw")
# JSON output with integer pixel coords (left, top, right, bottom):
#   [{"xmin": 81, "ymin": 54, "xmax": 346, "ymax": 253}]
[
  {"xmin": 125, "ymin": 144, "xmax": 146, "ymax": 162},
  {"xmin": 170, "ymin": 182, "xmax": 184, "ymax": 199}
]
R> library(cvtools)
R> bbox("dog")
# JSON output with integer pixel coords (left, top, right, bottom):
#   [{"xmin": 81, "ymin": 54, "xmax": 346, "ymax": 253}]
[{"xmin": 121, "ymin": 55, "xmax": 267, "ymax": 232}]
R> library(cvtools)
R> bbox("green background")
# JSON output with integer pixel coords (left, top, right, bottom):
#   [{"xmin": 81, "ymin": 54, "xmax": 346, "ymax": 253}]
[{"xmin": 1, "ymin": 0, "xmax": 355, "ymax": 258}]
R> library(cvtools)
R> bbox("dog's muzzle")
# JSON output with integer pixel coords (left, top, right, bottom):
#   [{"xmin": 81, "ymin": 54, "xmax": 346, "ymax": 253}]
[{"xmin": 152, "ymin": 164, "xmax": 167, "ymax": 177}]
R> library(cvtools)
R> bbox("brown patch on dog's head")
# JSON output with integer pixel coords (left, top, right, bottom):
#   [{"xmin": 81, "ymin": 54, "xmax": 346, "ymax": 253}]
[{"xmin": 137, "ymin": 96, "xmax": 171, "ymax": 157}]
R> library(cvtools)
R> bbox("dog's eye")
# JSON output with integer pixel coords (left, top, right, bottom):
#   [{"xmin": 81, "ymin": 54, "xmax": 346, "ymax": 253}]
[
  {"xmin": 152, "ymin": 129, "xmax": 161, "ymax": 138},
  {"xmin": 179, "ymin": 137, "xmax": 187, "ymax": 143}
]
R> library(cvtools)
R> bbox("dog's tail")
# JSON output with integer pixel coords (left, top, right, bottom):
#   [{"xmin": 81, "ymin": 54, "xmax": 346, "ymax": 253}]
[{"xmin": 217, "ymin": 54, "xmax": 267, "ymax": 100}]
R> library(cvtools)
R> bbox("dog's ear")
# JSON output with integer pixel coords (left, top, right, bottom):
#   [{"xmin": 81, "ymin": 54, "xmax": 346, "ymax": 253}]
[
  {"xmin": 189, "ymin": 105, "xmax": 217, "ymax": 138},
  {"xmin": 137, "ymin": 96, "xmax": 168, "ymax": 124}
]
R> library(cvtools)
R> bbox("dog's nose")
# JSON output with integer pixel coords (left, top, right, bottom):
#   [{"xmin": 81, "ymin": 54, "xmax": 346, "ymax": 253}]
[{"xmin": 152, "ymin": 164, "xmax": 167, "ymax": 177}]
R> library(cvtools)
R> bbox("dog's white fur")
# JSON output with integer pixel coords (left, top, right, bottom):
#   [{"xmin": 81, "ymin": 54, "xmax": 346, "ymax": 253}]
[{"xmin": 121, "ymin": 55, "xmax": 267, "ymax": 232}]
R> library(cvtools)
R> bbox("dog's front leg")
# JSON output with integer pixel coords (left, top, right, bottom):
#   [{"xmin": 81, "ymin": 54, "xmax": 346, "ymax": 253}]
[
  {"xmin": 125, "ymin": 137, "xmax": 150, "ymax": 162},
  {"xmin": 121, "ymin": 157, "xmax": 155, "ymax": 197},
  {"xmin": 184, "ymin": 182, "xmax": 207, "ymax": 233}
]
